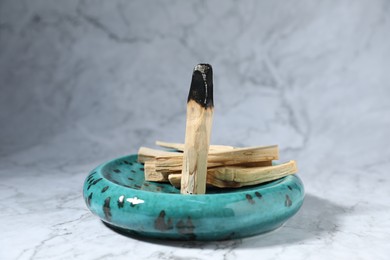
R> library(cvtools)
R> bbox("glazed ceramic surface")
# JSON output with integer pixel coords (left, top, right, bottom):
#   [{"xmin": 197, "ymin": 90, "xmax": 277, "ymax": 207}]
[{"xmin": 83, "ymin": 155, "xmax": 305, "ymax": 241}]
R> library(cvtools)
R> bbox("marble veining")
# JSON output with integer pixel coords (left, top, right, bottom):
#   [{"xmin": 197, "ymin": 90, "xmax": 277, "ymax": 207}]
[{"xmin": 1, "ymin": 0, "xmax": 390, "ymax": 259}]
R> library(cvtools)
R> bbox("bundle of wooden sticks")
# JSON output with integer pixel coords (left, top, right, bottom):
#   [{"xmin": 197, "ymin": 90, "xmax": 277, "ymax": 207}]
[
  {"xmin": 137, "ymin": 64, "xmax": 298, "ymax": 194},
  {"xmin": 138, "ymin": 141, "xmax": 297, "ymax": 189}
]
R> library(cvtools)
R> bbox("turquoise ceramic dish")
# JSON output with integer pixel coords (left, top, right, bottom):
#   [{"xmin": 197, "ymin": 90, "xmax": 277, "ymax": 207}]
[{"xmin": 83, "ymin": 154, "xmax": 304, "ymax": 241}]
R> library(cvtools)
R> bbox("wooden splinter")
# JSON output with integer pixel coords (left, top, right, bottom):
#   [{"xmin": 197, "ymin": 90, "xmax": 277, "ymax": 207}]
[{"xmin": 181, "ymin": 64, "xmax": 214, "ymax": 195}]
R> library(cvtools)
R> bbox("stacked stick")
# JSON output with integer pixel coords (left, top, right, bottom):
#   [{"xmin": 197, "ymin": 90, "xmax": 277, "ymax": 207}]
[
  {"xmin": 138, "ymin": 142, "xmax": 297, "ymax": 189},
  {"xmin": 137, "ymin": 64, "xmax": 298, "ymax": 194}
]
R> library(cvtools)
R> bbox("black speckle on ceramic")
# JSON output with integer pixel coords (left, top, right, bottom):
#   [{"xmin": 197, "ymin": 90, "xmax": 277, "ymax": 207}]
[
  {"xmin": 103, "ymin": 197, "xmax": 112, "ymax": 221},
  {"xmin": 87, "ymin": 173, "xmax": 96, "ymax": 182},
  {"xmin": 87, "ymin": 192, "xmax": 93, "ymax": 206},
  {"xmin": 285, "ymin": 194, "xmax": 292, "ymax": 207},
  {"xmin": 87, "ymin": 177, "xmax": 102, "ymax": 190},
  {"xmin": 246, "ymin": 194, "xmax": 255, "ymax": 205},
  {"xmin": 117, "ymin": 195, "xmax": 125, "ymax": 209},
  {"xmin": 154, "ymin": 210, "xmax": 173, "ymax": 231},
  {"xmin": 93, "ymin": 178, "xmax": 102, "ymax": 185},
  {"xmin": 176, "ymin": 217, "xmax": 196, "ymax": 240}
]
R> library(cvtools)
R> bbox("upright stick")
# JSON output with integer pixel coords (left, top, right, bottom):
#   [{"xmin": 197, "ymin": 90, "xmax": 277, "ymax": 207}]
[{"xmin": 181, "ymin": 64, "xmax": 214, "ymax": 195}]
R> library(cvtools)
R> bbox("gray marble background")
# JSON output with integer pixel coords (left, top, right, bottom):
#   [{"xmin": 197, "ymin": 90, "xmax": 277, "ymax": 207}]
[{"xmin": 1, "ymin": 0, "xmax": 390, "ymax": 259}]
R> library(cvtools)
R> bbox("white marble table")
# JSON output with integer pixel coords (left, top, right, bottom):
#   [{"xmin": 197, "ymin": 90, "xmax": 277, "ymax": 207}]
[
  {"xmin": 2, "ymin": 140, "xmax": 389, "ymax": 260},
  {"xmin": 1, "ymin": 0, "xmax": 390, "ymax": 259}
]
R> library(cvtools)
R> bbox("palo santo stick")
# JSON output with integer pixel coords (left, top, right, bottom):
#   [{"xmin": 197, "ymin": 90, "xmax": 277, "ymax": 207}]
[
  {"xmin": 168, "ymin": 160, "xmax": 298, "ymax": 188},
  {"xmin": 154, "ymin": 145, "xmax": 278, "ymax": 173},
  {"xmin": 144, "ymin": 159, "xmax": 273, "ymax": 182},
  {"xmin": 207, "ymin": 145, "xmax": 278, "ymax": 165},
  {"xmin": 144, "ymin": 160, "xmax": 170, "ymax": 181},
  {"xmin": 137, "ymin": 147, "xmax": 180, "ymax": 163},
  {"xmin": 181, "ymin": 64, "xmax": 214, "ymax": 195},
  {"xmin": 210, "ymin": 160, "xmax": 297, "ymax": 183},
  {"xmin": 155, "ymin": 141, "xmax": 234, "ymax": 153}
]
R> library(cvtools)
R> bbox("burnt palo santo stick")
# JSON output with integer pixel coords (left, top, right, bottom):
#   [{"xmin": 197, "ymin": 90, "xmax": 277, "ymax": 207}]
[{"xmin": 181, "ymin": 64, "xmax": 214, "ymax": 195}]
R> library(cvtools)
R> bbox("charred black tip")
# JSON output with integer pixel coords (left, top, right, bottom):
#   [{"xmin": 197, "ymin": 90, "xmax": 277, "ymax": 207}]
[{"xmin": 187, "ymin": 64, "xmax": 213, "ymax": 108}]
